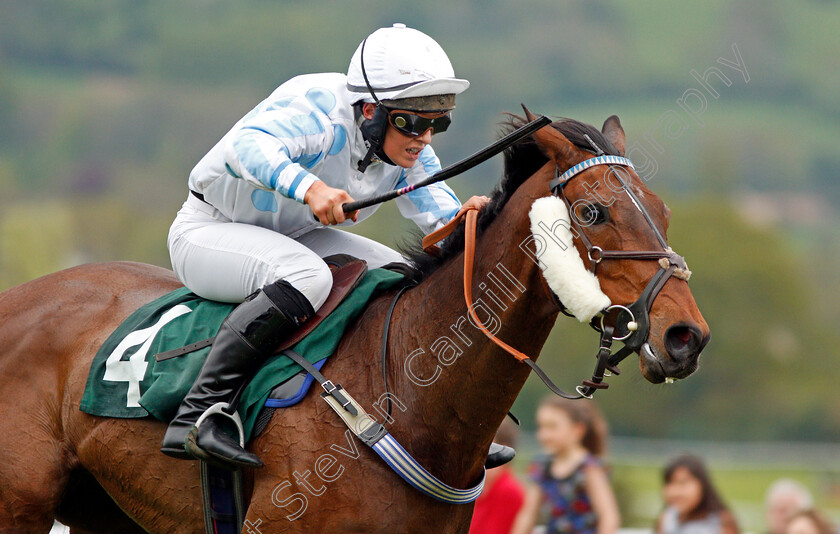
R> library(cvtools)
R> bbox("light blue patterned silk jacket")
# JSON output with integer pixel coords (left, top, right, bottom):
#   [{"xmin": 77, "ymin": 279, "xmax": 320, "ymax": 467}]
[{"xmin": 188, "ymin": 73, "xmax": 461, "ymax": 238}]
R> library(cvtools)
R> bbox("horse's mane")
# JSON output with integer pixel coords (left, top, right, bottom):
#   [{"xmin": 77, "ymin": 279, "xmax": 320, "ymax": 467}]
[{"xmin": 399, "ymin": 115, "xmax": 621, "ymax": 283}]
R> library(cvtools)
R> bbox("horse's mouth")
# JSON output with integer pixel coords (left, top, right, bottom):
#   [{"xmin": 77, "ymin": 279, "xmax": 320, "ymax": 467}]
[{"xmin": 638, "ymin": 342, "xmax": 698, "ymax": 384}]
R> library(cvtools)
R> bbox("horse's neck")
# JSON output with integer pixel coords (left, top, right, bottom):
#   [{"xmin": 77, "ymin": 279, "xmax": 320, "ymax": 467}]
[{"xmin": 392, "ymin": 175, "xmax": 559, "ymax": 487}]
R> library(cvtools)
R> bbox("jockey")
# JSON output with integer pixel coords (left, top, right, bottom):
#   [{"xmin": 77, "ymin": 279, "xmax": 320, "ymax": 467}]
[{"xmin": 162, "ymin": 24, "xmax": 512, "ymax": 469}]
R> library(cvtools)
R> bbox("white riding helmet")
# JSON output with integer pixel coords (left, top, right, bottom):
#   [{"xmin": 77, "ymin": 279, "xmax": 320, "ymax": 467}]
[{"xmin": 347, "ymin": 23, "xmax": 470, "ymax": 104}]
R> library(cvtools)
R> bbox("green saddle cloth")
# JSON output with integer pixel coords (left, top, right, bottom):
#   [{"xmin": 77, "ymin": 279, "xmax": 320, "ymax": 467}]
[{"xmin": 80, "ymin": 268, "xmax": 406, "ymax": 441}]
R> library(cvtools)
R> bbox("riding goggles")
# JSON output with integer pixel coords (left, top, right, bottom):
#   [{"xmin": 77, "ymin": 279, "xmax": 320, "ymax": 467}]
[{"xmin": 387, "ymin": 108, "xmax": 452, "ymax": 136}]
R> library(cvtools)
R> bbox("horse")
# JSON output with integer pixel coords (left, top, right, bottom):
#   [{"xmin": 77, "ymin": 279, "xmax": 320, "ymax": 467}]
[{"xmin": 0, "ymin": 112, "xmax": 709, "ymax": 533}]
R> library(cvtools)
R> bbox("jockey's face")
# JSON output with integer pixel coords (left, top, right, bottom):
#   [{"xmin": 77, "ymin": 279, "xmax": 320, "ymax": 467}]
[{"xmin": 362, "ymin": 103, "xmax": 446, "ymax": 168}]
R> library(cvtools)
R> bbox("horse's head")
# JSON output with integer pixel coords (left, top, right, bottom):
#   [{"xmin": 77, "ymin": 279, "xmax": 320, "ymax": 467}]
[{"xmin": 524, "ymin": 108, "xmax": 710, "ymax": 384}]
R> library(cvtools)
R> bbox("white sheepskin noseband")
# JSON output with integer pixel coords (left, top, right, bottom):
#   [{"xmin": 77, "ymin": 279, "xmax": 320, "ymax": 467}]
[{"xmin": 528, "ymin": 196, "xmax": 611, "ymax": 322}]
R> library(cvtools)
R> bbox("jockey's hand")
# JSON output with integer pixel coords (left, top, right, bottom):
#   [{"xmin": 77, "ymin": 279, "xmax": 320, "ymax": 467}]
[
  {"xmin": 304, "ymin": 181, "xmax": 359, "ymax": 225},
  {"xmin": 456, "ymin": 195, "xmax": 492, "ymax": 218}
]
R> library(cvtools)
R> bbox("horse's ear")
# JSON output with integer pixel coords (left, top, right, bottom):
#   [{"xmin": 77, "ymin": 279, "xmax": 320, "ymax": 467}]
[
  {"xmin": 601, "ymin": 115, "xmax": 626, "ymax": 156},
  {"xmin": 520, "ymin": 104, "xmax": 578, "ymax": 164},
  {"xmin": 521, "ymin": 103, "xmax": 538, "ymax": 123}
]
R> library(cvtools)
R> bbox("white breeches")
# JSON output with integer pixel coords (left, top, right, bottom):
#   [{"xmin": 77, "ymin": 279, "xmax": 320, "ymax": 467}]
[{"xmin": 167, "ymin": 194, "xmax": 405, "ymax": 309}]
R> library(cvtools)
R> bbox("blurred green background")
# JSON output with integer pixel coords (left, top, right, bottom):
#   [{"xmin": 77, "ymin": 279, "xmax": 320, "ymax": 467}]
[{"xmin": 2, "ymin": 0, "xmax": 839, "ymax": 529}]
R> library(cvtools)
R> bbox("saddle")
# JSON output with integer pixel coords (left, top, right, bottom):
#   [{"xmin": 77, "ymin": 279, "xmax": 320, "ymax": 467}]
[
  {"xmin": 155, "ymin": 254, "xmax": 369, "ymax": 363},
  {"xmin": 280, "ymin": 254, "xmax": 369, "ymax": 350},
  {"xmin": 79, "ymin": 254, "xmax": 409, "ymax": 534}
]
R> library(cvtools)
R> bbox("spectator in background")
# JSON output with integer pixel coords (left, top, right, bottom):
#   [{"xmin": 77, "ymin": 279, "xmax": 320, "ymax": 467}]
[
  {"xmin": 784, "ymin": 510, "xmax": 836, "ymax": 534},
  {"xmin": 766, "ymin": 479, "xmax": 814, "ymax": 534},
  {"xmin": 469, "ymin": 418, "xmax": 526, "ymax": 534},
  {"xmin": 511, "ymin": 396, "xmax": 620, "ymax": 534},
  {"xmin": 655, "ymin": 454, "xmax": 739, "ymax": 534}
]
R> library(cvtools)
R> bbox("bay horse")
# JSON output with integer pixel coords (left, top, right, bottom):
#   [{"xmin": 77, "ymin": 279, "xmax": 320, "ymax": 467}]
[{"xmin": 0, "ymin": 113, "xmax": 709, "ymax": 533}]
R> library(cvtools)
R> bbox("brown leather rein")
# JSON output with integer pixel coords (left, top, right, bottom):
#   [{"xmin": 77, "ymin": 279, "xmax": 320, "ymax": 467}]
[
  {"xmin": 420, "ymin": 154, "xmax": 692, "ymax": 398},
  {"xmin": 423, "ymin": 208, "xmax": 614, "ymax": 399},
  {"xmin": 424, "ymin": 208, "xmax": 532, "ymax": 362}
]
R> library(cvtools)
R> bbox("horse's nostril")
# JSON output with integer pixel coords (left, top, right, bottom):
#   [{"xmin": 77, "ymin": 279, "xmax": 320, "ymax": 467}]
[{"xmin": 664, "ymin": 323, "xmax": 703, "ymax": 361}]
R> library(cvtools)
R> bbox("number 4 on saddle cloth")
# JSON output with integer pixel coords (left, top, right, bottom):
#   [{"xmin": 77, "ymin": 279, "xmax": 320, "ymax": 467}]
[{"xmin": 80, "ymin": 255, "xmax": 408, "ymax": 443}]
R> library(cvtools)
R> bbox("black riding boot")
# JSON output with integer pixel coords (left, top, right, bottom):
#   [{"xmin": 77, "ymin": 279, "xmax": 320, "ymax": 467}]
[{"xmin": 160, "ymin": 280, "xmax": 314, "ymax": 468}]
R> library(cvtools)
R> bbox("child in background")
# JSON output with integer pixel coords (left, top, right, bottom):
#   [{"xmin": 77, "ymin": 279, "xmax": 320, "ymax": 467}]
[
  {"xmin": 656, "ymin": 454, "xmax": 739, "ymax": 534},
  {"xmin": 511, "ymin": 396, "xmax": 620, "ymax": 534},
  {"xmin": 469, "ymin": 418, "xmax": 526, "ymax": 534}
]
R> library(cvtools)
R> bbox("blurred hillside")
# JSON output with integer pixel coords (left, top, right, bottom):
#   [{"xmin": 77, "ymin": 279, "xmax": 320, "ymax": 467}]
[{"xmin": 1, "ymin": 0, "xmax": 839, "ymax": 442}]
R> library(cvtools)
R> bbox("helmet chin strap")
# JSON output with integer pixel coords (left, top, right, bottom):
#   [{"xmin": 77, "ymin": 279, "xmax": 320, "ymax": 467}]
[
  {"xmin": 357, "ymin": 37, "xmax": 394, "ymax": 172},
  {"xmin": 357, "ymin": 106, "xmax": 395, "ymax": 170}
]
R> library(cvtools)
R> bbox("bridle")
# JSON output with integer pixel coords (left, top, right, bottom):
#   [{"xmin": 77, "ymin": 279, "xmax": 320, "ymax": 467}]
[
  {"xmin": 549, "ymin": 151, "xmax": 691, "ymax": 348},
  {"xmin": 538, "ymin": 146, "xmax": 693, "ymax": 397},
  {"xmin": 420, "ymin": 142, "xmax": 692, "ymax": 399}
]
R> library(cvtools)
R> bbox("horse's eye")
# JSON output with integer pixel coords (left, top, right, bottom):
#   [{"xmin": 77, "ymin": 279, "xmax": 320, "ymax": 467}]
[{"xmin": 575, "ymin": 202, "xmax": 609, "ymax": 226}]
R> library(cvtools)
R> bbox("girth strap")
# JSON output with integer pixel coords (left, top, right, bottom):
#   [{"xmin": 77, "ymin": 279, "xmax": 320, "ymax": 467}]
[
  {"xmin": 283, "ymin": 349, "xmax": 358, "ymax": 417},
  {"xmin": 282, "ymin": 349, "xmax": 486, "ymax": 503}
]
